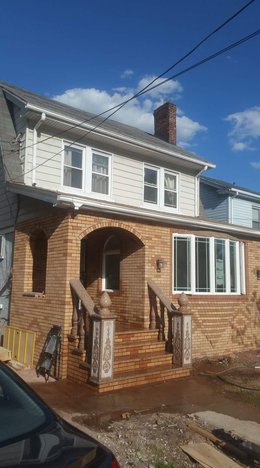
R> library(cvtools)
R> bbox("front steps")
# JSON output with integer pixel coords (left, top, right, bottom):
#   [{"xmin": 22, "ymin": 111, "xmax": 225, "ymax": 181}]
[
  {"xmin": 69, "ymin": 327, "xmax": 191, "ymax": 392},
  {"xmin": 97, "ymin": 328, "xmax": 191, "ymax": 392}
]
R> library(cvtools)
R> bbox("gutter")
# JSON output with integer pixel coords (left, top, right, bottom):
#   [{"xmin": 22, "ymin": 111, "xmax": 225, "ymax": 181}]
[
  {"xmin": 25, "ymin": 104, "xmax": 215, "ymax": 170},
  {"xmin": 6, "ymin": 181, "xmax": 260, "ymax": 238},
  {"xmin": 32, "ymin": 113, "xmax": 46, "ymax": 185},
  {"xmin": 195, "ymin": 165, "xmax": 208, "ymax": 217}
]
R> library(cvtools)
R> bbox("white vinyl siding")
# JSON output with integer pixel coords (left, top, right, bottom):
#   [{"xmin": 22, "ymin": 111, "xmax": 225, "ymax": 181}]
[
  {"xmin": 22, "ymin": 130, "xmax": 197, "ymax": 215},
  {"xmin": 24, "ymin": 129, "xmax": 62, "ymax": 189},
  {"xmin": 173, "ymin": 234, "xmax": 244, "ymax": 295}
]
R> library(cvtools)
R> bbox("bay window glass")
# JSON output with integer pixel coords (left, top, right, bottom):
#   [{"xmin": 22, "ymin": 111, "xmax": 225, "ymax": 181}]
[
  {"xmin": 92, "ymin": 153, "xmax": 109, "ymax": 195},
  {"xmin": 144, "ymin": 167, "xmax": 158, "ymax": 204},
  {"xmin": 195, "ymin": 237, "xmax": 210, "ymax": 292},
  {"xmin": 229, "ymin": 240, "xmax": 237, "ymax": 293},
  {"xmin": 63, "ymin": 146, "xmax": 83, "ymax": 189},
  {"xmin": 173, "ymin": 235, "xmax": 244, "ymax": 295},
  {"xmin": 174, "ymin": 236, "xmax": 191, "ymax": 291},
  {"xmin": 215, "ymin": 239, "xmax": 226, "ymax": 292}
]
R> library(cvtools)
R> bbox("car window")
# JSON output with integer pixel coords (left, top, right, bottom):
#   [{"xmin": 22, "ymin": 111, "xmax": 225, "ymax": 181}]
[{"xmin": 0, "ymin": 368, "xmax": 49, "ymax": 446}]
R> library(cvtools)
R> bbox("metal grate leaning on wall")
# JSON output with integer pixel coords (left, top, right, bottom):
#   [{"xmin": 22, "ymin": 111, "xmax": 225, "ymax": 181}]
[{"xmin": 3, "ymin": 326, "xmax": 36, "ymax": 366}]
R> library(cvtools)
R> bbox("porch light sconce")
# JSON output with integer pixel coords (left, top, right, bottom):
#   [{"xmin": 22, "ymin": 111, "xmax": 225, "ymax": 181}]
[
  {"xmin": 156, "ymin": 259, "xmax": 164, "ymax": 272},
  {"xmin": 257, "ymin": 269, "xmax": 260, "ymax": 280}
]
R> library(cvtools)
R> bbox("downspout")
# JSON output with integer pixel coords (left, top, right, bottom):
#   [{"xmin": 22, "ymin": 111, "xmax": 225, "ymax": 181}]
[
  {"xmin": 229, "ymin": 190, "xmax": 239, "ymax": 224},
  {"xmin": 195, "ymin": 165, "xmax": 208, "ymax": 217},
  {"xmin": 32, "ymin": 113, "xmax": 46, "ymax": 185}
]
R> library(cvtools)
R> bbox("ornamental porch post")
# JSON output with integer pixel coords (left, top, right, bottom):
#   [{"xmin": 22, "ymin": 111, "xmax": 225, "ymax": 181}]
[
  {"xmin": 90, "ymin": 292, "xmax": 116, "ymax": 384},
  {"xmin": 173, "ymin": 293, "xmax": 192, "ymax": 368}
]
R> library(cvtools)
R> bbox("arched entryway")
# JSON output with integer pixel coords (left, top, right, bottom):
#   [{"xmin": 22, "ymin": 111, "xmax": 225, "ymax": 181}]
[{"xmin": 80, "ymin": 227, "xmax": 145, "ymax": 327}]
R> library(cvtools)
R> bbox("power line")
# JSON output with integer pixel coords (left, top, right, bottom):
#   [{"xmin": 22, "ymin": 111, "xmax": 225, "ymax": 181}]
[
  {"xmin": 5, "ymin": 0, "xmax": 256, "ymax": 157},
  {"xmin": 10, "ymin": 27, "xmax": 260, "ymax": 183}
]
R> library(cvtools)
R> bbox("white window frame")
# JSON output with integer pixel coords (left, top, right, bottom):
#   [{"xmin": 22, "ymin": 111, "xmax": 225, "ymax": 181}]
[
  {"xmin": 143, "ymin": 164, "xmax": 179, "ymax": 211},
  {"xmin": 0, "ymin": 235, "xmax": 5, "ymax": 259},
  {"xmin": 62, "ymin": 142, "xmax": 85, "ymax": 192},
  {"xmin": 172, "ymin": 233, "xmax": 245, "ymax": 295},
  {"xmin": 89, "ymin": 149, "xmax": 112, "ymax": 199},
  {"xmin": 61, "ymin": 142, "xmax": 113, "ymax": 200},
  {"xmin": 252, "ymin": 206, "xmax": 260, "ymax": 229}
]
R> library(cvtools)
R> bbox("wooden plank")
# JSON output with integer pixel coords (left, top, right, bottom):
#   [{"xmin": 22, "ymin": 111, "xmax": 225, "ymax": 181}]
[
  {"xmin": 187, "ymin": 422, "xmax": 247, "ymax": 461},
  {"xmin": 181, "ymin": 442, "xmax": 242, "ymax": 468}
]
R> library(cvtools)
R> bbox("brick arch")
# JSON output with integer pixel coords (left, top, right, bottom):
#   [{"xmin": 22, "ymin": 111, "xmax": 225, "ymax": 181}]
[
  {"xmin": 27, "ymin": 224, "xmax": 50, "ymax": 240},
  {"xmin": 78, "ymin": 221, "xmax": 145, "ymax": 244}
]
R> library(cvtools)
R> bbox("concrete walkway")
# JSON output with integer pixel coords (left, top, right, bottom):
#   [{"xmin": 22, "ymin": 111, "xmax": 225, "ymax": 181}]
[{"xmin": 16, "ymin": 367, "xmax": 260, "ymax": 427}]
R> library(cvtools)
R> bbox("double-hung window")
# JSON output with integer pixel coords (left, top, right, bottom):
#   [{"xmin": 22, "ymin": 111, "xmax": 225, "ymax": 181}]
[
  {"xmin": 173, "ymin": 234, "xmax": 245, "ymax": 295},
  {"xmin": 63, "ymin": 145, "xmax": 83, "ymax": 189},
  {"xmin": 92, "ymin": 152, "xmax": 110, "ymax": 195},
  {"xmin": 144, "ymin": 165, "xmax": 178, "ymax": 210},
  {"xmin": 252, "ymin": 206, "xmax": 260, "ymax": 229},
  {"xmin": 144, "ymin": 166, "xmax": 158, "ymax": 204}
]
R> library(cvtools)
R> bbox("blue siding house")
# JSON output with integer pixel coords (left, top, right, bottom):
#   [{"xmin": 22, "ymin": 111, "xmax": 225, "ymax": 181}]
[{"xmin": 200, "ymin": 176, "xmax": 260, "ymax": 229}]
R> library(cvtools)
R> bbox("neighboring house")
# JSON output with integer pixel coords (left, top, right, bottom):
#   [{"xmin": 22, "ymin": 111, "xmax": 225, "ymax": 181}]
[
  {"xmin": 200, "ymin": 176, "xmax": 260, "ymax": 228},
  {"xmin": 0, "ymin": 81, "xmax": 259, "ymax": 391}
]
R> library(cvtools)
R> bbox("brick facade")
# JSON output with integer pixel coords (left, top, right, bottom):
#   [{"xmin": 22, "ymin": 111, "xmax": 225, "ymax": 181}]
[{"xmin": 9, "ymin": 208, "xmax": 260, "ymax": 381}]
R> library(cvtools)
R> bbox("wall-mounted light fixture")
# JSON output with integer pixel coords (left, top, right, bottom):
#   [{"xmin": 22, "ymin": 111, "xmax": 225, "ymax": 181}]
[
  {"xmin": 257, "ymin": 269, "xmax": 260, "ymax": 280},
  {"xmin": 156, "ymin": 259, "xmax": 164, "ymax": 272}
]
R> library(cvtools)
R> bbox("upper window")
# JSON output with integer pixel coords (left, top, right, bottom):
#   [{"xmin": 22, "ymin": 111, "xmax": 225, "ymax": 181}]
[
  {"xmin": 252, "ymin": 206, "xmax": 260, "ymax": 229},
  {"xmin": 173, "ymin": 234, "xmax": 245, "ymax": 295},
  {"xmin": 62, "ymin": 143, "xmax": 111, "ymax": 198},
  {"xmin": 144, "ymin": 167, "xmax": 158, "ymax": 204},
  {"xmin": 63, "ymin": 145, "xmax": 83, "ymax": 189},
  {"xmin": 92, "ymin": 153, "xmax": 110, "ymax": 195},
  {"xmin": 144, "ymin": 165, "xmax": 178, "ymax": 210}
]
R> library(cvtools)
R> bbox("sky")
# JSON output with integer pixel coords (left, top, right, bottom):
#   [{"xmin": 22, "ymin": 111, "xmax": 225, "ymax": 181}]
[{"xmin": 1, "ymin": 0, "xmax": 260, "ymax": 191}]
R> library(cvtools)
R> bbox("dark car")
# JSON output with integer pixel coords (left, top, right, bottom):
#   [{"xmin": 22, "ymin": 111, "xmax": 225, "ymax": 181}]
[{"xmin": 0, "ymin": 362, "xmax": 120, "ymax": 467}]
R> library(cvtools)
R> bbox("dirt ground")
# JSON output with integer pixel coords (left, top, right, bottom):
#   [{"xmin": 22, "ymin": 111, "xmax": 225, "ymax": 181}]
[{"xmin": 13, "ymin": 349, "xmax": 260, "ymax": 468}]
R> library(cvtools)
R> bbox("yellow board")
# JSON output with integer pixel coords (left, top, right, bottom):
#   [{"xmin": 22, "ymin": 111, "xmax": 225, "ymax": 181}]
[{"xmin": 3, "ymin": 326, "xmax": 36, "ymax": 367}]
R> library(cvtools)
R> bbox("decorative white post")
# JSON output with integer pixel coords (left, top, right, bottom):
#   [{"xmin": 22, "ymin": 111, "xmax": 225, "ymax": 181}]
[
  {"xmin": 90, "ymin": 292, "xmax": 116, "ymax": 384},
  {"xmin": 173, "ymin": 293, "xmax": 192, "ymax": 367}
]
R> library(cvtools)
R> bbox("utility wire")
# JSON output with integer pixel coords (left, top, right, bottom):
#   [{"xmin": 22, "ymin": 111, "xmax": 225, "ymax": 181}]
[
  {"xmin": 9, "ymin": 27, "xmax": 260, "ymax": 183},
  {"xmin": 5, "ymin": 0, "xmax": 256, "ymax": 157}
]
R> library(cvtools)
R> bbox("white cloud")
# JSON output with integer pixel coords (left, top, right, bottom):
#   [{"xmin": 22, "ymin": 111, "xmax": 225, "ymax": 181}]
[
  {"xmin": 225, "ymin": 106, "xmax": 260, "ymax": 152},
  {"xmin": 121, "ymin": 69, "xmax": 134, "ymax": 79},
  {"xmin": 53, "ymin": 77, "xmax": 206, "ymax": 146},
  {"xmin": 250, "ymin": 161, "xmax": 260, "ymax": 169}
]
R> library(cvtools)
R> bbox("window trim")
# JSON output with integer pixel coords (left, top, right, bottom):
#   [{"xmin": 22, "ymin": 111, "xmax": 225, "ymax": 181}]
[
  {"xmin": 143, "ymin": 164, "xmax": 179, "ymax": 212},
  {"xmin": 172, "ymin": 233, "xmax": 245, "ymax": 295},
  {"xmin": 61, "ymin": 142, "xmax": 112, "ymax": 200},
  {"xmin": 62, "ymin": 142, "xmax": 85, "ymax": 193},
  {"xmin": 252, "ymin": 206, "xmax": 260, "ymax": 229}
]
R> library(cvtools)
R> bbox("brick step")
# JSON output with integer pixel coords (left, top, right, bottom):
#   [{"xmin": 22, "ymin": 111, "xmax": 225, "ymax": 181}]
[
  {"xmin": 114, "ymin": 351, "xmax": 172, "ymax": 374},
  {"xmin": 115, "ymin": 329, "xmax": 158, "ymax": 344},
  {"xmin": 96, "ymin": 366, "xmax": 191, "ymax": 393},
  {"xmin": 114, "ymin": 340, "xmax": 165, "ymax": 358}
]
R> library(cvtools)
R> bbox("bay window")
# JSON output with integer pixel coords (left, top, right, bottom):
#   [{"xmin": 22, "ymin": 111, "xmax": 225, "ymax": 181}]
[{"xmin": 173, "ymin": 234, "xmax": 245, "ymax": 294}]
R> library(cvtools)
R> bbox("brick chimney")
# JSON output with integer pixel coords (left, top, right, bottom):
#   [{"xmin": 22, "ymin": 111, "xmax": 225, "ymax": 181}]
[{"xmin": 153, "ymin": 102, "xmax": 176, "ymax": 144}]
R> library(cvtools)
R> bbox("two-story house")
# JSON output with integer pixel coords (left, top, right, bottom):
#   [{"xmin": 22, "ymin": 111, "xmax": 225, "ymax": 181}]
[
  {"xmin": 200, "ymin": 176, "xmax": 260, "ymax": 229},
  {"xmin": 0, "ymin": 81, "xmax": 259, "ymax": 391}
]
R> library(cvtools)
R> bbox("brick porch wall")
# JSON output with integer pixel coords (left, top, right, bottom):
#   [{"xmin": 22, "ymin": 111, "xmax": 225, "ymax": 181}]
[{"xmin": 9, "ymin": 208, "xmax": 260, "ymax": 379}]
